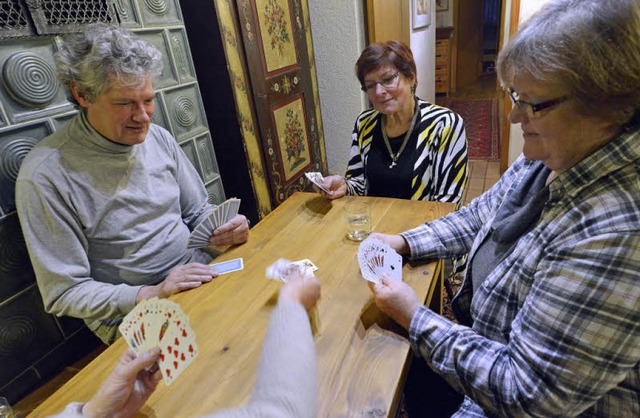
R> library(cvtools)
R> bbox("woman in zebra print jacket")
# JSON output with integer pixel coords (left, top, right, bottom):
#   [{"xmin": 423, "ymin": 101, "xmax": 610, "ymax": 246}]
[{"xmin": 315, "ymin": 41, "xmax": 468, "ymax": 205}]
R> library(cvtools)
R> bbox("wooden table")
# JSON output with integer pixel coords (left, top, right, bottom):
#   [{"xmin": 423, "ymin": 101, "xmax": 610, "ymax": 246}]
[{"xmin": 30, "ymin": 192, "xmax": 454, "ymax": 418}]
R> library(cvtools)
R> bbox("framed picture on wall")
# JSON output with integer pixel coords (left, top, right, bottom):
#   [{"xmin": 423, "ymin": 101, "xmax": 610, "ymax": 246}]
[
  {"xmin": 436, "ymin": 0, "xmax": 449, "ymax": 12},
  {"xmin": 412, "ymin": 0, "xmax": 431, "ymax": 29}
]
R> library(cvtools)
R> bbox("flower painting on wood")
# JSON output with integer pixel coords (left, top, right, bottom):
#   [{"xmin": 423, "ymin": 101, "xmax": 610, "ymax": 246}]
[
  {"xmin": 257, "ymin": 0, "xmax": 297, "ymax": 72},
  {"xmin": 273, "ymin": 98, "xmax": 310, "ymax": 181}
]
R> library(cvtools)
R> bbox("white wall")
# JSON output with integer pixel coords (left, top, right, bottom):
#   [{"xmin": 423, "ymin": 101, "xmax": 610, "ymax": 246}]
[
  {"xmin": 308, "ymin": 0, "xmax": 436, "ymax": 175},
  {"xmin": 411, "ymin": 0, "xmax": 436, "ymax": 102},
  {"xmin": 308, "ymin": 0, "xmax": 367, "ymax": 175}
]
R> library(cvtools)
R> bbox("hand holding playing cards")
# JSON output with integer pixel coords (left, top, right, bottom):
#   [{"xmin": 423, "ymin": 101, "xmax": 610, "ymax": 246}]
[
  {"xmin": 367, "ymin": 232, "xmax": 411, "ymax": 255},
  {"xmin": 82, "ymin": 348, "xmax": 162, "ymax": 418},
  {"xmin": 369, "ymin": 276, "xmax": 422, "ymax": 330},
  {"xmin": 209, "ymin": 214, "xmax": 249, "ymax": 246},
  {"xmin": 138, "ymin": 263, "xmax": 216, "ymax": 302},
  {"xmin": 314, "ymin": 174, "xmax": 348, "ymax": 200},
  {"xmin": 279, "ymin": 273, "xmax": 321, "ymax": 311}
]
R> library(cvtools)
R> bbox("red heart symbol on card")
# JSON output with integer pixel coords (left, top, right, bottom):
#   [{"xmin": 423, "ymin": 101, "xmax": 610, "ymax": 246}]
[
  {"xmin": 182, "ymin": 329, "xmax": 187, "ymax": 337},
  {"xmin": 189, "ymin": 344, "xmax": 194, "ymax": 353},
  {"xmin": 166, "ymin": 369, "xmax": 171, "ymax": 377},
  {"xmin": 174, "ymin": 350, "xmax": 179, "ymax": 358},
  {"xmin": 174, "ymin": 337, "xmax": 180, "ymax": 346},
  {"xmin": 173, "ymin": 361, "xmax": 179, "ymax": 369},
  {"xmin": 160, "ymin": 353, "xmax": 165, "ymax": 361},
  {"xmin": 181, "ymin": 353, "xmax": 186, "ymax": 361},
  {"xmin": 168, "ymin": 346, "xmax": 173, "ymax": 354}
]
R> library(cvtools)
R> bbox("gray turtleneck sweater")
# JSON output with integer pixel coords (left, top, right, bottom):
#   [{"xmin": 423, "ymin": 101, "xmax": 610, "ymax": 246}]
[{"xmin": 16, "ymin": 111, "xmax": 213, "ymax": 343}]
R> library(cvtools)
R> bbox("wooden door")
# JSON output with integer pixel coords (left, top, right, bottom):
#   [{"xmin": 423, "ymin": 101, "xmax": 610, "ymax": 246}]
[
  {"xmin": 455, "ymin": 0, "xmax": 484, "ymax": 89},
  {"xmin": 366, "ymin": 0, "xmax": 409, "ymax": 45},
  {"xmin": 499, "ymin": 0, "xmax": 521, "ymax": 173},
  {"xmin": 234, "ymin": 0, "xmax": 326, "ymax": 205}
]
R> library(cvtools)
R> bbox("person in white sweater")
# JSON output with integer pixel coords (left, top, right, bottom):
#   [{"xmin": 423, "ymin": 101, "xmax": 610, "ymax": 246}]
[
  {"xmin": 15, "ymin": 24, "xmax": 249, "ymax": 344},
  {"xmin": 50, "ymin": 274, "xmax": 320, "ymax": 418}
]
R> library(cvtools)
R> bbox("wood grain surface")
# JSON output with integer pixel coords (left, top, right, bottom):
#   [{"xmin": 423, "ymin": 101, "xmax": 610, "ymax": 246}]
[{"xmin": 30, "ymin": 193, "xmax": 454, "ymax": 418}]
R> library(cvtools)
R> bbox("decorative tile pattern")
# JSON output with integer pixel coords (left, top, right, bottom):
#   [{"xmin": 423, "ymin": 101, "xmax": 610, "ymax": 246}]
[
  {"xmin": 0, "ymin": 121, "xmax": 52, "ymax": 213},
  {"xmin": 0, "ymin": 287, "xmax": 64, "ymax": 390},
  {"xmin": 0, "ymin": 214, "xmax": 35, "ymax": 302},
  {"xmin": 0, "ymin": 0, "xmax": 223, "ymax": 403}
]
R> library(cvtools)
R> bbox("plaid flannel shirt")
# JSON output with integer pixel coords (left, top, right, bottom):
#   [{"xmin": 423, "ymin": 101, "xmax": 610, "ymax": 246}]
[{"xmin": 401, "ymin": 128, "xmax": 640, "ymax": 417}]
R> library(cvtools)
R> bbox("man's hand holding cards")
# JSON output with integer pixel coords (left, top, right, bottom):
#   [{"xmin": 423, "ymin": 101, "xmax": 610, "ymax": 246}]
[
  {"xmin": 119, "ymin": 298, "xmax": 198, "ymax": 386},
  {"xmin": 187, "ymin": 198, "xmax": 241, "ymax": 249},
  {"xmin": 357, "ymin": 238, "xmax": 403, "ymax": 283}
]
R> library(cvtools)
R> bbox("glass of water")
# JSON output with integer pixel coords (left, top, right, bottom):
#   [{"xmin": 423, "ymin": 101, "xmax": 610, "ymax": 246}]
[
  {"xmin": 344, "ymin": 201, "xmax": 371, "ymax": 241},
  {"xmin": 0, "ymin": 397, "xmax": 14, "ymax": 418}
]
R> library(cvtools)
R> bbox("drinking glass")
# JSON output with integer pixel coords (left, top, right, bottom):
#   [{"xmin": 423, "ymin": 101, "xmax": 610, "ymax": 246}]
[
  {"xmin": 0, "ymin": 397, "xmax": 14, "ymax": 418},
  {"xmin": 345, "ymin": 201, "xmax": 371, "ymax": 241}
]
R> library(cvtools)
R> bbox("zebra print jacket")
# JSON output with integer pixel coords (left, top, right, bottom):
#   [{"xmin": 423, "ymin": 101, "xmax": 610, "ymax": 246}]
[{"xmin": 344, "ymin": 98, "xmax": 468, "ymax": 205}]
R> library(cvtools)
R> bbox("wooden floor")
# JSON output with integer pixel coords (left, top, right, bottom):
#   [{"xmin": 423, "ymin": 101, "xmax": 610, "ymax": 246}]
[{"xmin": 11, "ymin": 75, "xmax": 502, "ymax": 418}]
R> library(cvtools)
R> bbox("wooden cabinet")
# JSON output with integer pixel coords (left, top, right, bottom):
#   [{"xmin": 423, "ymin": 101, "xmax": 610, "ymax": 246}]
[{"xmin": 436, "ymin": 27, "xmax": 454, "ymax": 95}]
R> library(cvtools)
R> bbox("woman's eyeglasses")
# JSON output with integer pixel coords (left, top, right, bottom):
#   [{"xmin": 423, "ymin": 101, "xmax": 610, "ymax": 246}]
[
  {"xmin": 507, "ymin": 88, "xmax": 568, "ymax": 119},
  {"xmin": 361, "ymin": 72, "xmax": 400, "ymax": 92}
]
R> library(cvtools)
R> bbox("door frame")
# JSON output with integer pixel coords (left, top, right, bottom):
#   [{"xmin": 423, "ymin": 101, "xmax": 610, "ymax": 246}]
[{"xmin": 498, "ymin": 0, "xmax": 521, "ymax": 173}]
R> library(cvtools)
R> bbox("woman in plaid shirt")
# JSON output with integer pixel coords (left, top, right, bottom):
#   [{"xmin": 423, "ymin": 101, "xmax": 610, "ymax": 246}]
[{"xmin": 368, "ymin": 0, "xmax": 640, "ymax": 416}]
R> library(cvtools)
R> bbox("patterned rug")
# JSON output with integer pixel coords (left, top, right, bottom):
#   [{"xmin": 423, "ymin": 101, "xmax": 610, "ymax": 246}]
[{"xmin": 447, "ymin": 99, "xmax": 500, "ymax": 160}]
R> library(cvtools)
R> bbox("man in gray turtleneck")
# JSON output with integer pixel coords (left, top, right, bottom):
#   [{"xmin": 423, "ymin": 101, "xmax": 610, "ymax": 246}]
[{"xmin": 15, "ymin": 24, "xmax": 249, "ymax": 344}]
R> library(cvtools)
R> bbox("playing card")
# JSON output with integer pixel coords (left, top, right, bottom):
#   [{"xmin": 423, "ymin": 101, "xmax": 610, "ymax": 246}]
[
  {"xmin": 157, "ymin": 317, "xmax": 198, "ymax": 386},
  {"xmin": 266, "ymin": 258, "xmax": 315, "ymax": 282},
  {"xmin": 357, "ymin": 238, "xmax": 402, "ymax": 283},
  {"xmin": 291, "ymin": 259, "xmax": 318, "ymax": 272},
  {"xmin": 305, "ymin": 172, "xmax": 329, "ymax": 193},
  {"xmin": 119, "ymin": 303, "xmax": 148, "ymax": 354},
  {"xmin": 225, "ymin": 198, "xmax": 241, "ymax": 223},
  {"xmin": 119, "ymin": 298, "xmax": 198, "ymax": 386},
  {"xmin": 187, "ymin": 198, "xmax": 242, "ymax": 249},
  {"xmin": 210, "ymin": 257, "xmax": 244, "ymax": 274}
]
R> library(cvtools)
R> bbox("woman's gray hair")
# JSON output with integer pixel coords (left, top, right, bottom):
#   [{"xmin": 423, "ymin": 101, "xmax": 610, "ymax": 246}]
[
  {"xmin": 56, "ymin": 23, "xmax": 163, "ymax": 105},
  {"xmin": 497, "ymin": 0, "xmax": 640, "ymax": 126}
]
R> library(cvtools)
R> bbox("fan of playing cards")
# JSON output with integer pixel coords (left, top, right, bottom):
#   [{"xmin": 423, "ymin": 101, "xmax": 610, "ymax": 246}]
[
  {"xmin": 187, "ymin": 198, "xmax": 241, "ymax": 249},
  {"xmin": 119, "ymin": 298, "xmax": 198, "ymax": 386},
  {"xmin": 266, "ymin": 258, "xmax": 318, "ymax": 282},
  {"xmin": 357, "ymin": 238, "xmax": 403, "ymax": 283},
  {"xmin": 304, "ymin": 171, "xmax": 329, "ymax": 193}
]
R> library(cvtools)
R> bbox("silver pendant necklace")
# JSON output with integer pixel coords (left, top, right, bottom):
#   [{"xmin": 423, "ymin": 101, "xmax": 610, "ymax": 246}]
[{"xmin": 381, "ymin": 102, "xmax": 419, "ymax": 169}]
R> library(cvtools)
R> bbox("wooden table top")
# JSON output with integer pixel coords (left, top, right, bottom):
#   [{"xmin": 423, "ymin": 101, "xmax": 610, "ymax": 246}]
[{"xmin": 30, "ymin": 192, "xmax": 455, "ymax": 418}]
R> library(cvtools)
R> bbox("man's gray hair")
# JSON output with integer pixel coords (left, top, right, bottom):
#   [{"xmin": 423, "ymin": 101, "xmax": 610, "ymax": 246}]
[
  {"xmin": 56, "ymin": 23, "xmax": 163, "ymax": 105},
  {"xmin": 498, "ymin": 0, "xmax": 640, "ymax": 126}
]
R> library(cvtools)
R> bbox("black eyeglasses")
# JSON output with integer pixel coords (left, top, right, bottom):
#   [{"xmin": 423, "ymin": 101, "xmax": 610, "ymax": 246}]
[
  {"xmin": 361, "ymin": 72, "xmax": 400, "ymax": 92},
  {"xmin": 507, "ymin": 88, "xmax": 568, "ymax": 119}
]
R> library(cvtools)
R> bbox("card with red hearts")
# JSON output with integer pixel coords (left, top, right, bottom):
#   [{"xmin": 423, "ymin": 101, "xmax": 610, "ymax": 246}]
[{"xmin": 119, "ymin": 298, "xmax": 198, "ymax": 386}]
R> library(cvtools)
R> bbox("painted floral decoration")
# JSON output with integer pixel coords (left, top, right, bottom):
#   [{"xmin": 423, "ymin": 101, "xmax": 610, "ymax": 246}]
[
  {"xmin": 263, "ymin": 0, "xmax": 290, "ymax": 55},
  {"xmin": 283, "ymin": 109, "xmax": 305, "ymax": 169}
]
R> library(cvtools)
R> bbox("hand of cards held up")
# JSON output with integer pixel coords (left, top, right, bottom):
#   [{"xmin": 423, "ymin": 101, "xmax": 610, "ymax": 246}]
[
  {"xmin": 305, "ymin": 172, "xmax": 330, "ymax": 193},
  {"xmin": 357, "ymin": 238, "xmax": 403, "ymax": 284},
  {"xmin": 119, "ymin": 298, "xmax": 199, "ymax": 386},
  {"xmin": 187, "ymin": 198, "xmax": 241, "ymax": 249}
]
